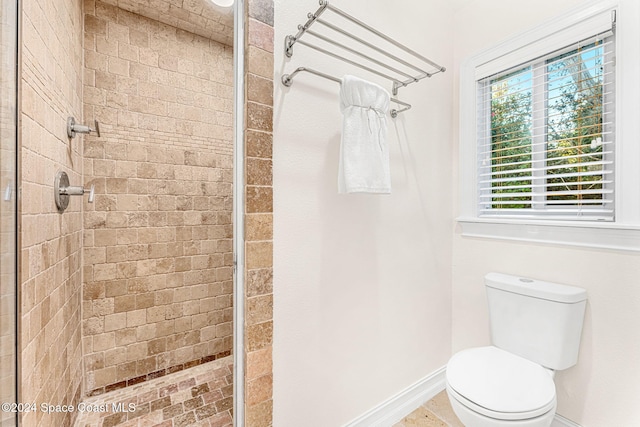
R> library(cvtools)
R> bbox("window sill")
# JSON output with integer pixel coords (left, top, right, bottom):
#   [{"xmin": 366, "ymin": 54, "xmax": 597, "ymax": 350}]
[{"xmin": 457, "ymin": 217, "xmax": 640, "ymax": 252}]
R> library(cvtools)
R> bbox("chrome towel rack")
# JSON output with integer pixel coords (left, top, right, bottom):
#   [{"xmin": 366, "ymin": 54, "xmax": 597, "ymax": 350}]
[
  {"xmin": 282, "ymin": 0, "xmax": 445, "ymax": 115},
  {"xmin": 282, "ymin": 67, "xmax": 411, "ymax": 118}
]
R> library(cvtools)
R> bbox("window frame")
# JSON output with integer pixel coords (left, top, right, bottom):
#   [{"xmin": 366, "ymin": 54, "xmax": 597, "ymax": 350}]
[
  {"xmin": 457, "ymin": 0, "xmax": 640, "ymax": 252},
  {"xmin": 477, "ymin": 36, "xmax": 615, "ymax": 220}
]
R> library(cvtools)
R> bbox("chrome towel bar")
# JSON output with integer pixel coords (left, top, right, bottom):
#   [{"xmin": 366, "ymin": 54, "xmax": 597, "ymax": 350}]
[
  {"xmin": 283, "ymin": 0, "xmax": 445, "ymax": 102},
  {"xmin": 282, "ymin": 67, "xmax": 411, "ymax": 118}
]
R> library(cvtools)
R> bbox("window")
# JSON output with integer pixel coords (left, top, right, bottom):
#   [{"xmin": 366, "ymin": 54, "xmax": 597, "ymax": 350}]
[
  {"xmin": 458, "ymin": 0, "xmax": 640, "ymax": 251},
  {"xmin": 477, "ymin": 33, "xmax": 615, "ymax": 220}
]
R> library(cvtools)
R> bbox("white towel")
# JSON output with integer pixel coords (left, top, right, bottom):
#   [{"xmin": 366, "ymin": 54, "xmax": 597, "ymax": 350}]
[{"xmin": 338, "ymin": 75, "xmax": 391, "ymax": 194}]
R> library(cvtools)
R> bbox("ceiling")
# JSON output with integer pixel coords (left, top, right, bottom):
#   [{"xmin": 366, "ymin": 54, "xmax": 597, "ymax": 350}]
[{"xmin": 101, "ymin": 0, "xmax": 234, "ymax": 46}]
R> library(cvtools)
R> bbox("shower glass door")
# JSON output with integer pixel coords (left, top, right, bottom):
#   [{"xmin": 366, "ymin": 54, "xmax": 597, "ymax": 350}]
[{"xmin": 0, "ymin": 0, "xmax": 17, "ymax": 425}]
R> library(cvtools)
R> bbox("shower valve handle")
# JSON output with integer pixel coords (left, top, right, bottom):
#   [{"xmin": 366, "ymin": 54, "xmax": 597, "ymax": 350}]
[
  {"xmin": 59, "ymin": 184, "xmax": 94, "ymax": 202},
  {"xmin": 54, "ymin": 171, "xmax": 95, "ymax": 212}
]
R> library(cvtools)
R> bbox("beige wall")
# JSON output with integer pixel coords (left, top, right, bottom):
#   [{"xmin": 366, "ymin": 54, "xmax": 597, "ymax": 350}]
[
  {"xmin": 273, "ymin": 1, "xmax": 454, "ymax": 425},
  {"xmin": 19, "ymin": 0, "xmax": 85, "ymax": 425},
  {"xmin": 81, "ymin": 0, "xmax": 234, "ymax": 395},
  {"xmin": 451, "ymin": 1, "xmax": 640, "ymax": 425}
]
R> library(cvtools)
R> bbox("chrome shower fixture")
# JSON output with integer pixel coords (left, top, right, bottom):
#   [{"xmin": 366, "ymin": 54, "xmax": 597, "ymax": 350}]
[
  {"xmin": 67, "ymin": 116, "xmax": 101, "ymax": 138},
  {"xmin": 54, "ymin": 170, "xmax": 95, "ymax": 213}
]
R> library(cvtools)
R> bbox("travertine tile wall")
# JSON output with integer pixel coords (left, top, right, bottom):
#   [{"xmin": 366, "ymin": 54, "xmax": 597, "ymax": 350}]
[
  {"xmin": 81, "ymin": 1, "xmax": 235, "ymax": 395},
  {"xmin": 17, "ymin": 0, "xmax": 273, "ymax": 423},
  {"xmin": 97, "ymin": 0, "xmax": 234, "ymax": 46},
  {"xmin": 19, "ymin": 0, "xmax": 85, "ymax": 425},
  {"xmin": 244, "ymin": 0, "xmax": 274, "ymax": 425},
  {"xmin": 1, "ymin": 1, "xmax": 18, "ymax": 425}
]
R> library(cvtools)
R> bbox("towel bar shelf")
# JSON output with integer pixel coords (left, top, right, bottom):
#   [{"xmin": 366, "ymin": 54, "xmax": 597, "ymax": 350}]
[{"xmin": 282, "ymin": 0, "xmax": 445, "ymax": 114}]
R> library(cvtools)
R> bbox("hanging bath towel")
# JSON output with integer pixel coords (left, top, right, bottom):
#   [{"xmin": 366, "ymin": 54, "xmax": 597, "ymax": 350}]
[{"xmin": 338, "ymin": 74, "xmax": 391, "ymax": 194}]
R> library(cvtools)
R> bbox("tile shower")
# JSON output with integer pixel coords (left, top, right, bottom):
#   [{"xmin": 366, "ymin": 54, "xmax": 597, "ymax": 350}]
[
  {"xmin": 5, "ymin": 0, "xmax": 277, "ymax": 423},
  {"xmin": 18, "ymin": 0, "xmax": 238, "ymax": 425},
  {"xmin": 81, "ymin": 1, "xmax": 234, "ymax": 397}
]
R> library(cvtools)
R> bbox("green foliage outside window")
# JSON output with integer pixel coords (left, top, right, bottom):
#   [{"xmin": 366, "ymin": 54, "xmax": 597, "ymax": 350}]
[{"xmin": 488, "ymin": 41, "xmax": 607, "ymax": 211}]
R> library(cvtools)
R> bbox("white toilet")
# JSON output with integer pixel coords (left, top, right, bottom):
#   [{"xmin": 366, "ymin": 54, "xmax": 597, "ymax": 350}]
[{"xmin": 446, "ymin": 273, "xmax": 587, "ymax": 427}]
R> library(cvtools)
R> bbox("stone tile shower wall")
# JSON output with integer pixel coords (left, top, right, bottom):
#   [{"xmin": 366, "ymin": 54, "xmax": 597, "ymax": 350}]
[
  {"xmin": 244, "ymin": 0, "xmax": 275, "ymax": 425},
  {"xmin": 19, "ymin": 0, "xmax": 85, "ymax": 425},
  {"xmin": 81, "ymin": 1, "xmax": 234, "ymax": 395}
]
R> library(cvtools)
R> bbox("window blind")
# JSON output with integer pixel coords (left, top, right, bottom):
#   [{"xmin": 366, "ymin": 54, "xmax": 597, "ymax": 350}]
[{"xmin": 476, "ymin": 32, "xmax": 615, "ymax": 220}]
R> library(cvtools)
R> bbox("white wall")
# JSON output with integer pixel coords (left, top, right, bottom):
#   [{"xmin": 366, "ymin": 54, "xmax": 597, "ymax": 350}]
[
  {"xmin": 273, "ymin": 1, "xmax": 455, "ymax": 425},
  {"xmin": 452, "ymin": 1, "xmax": 640, "ymax": 426}
]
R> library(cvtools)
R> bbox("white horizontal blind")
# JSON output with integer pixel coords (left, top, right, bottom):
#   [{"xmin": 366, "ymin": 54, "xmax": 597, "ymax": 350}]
[
  {"xmin": 477, "ymin": 32, "xmax": 615, "ymax": 220},
  {"xmin": 474, "ymin": 9, "xmax": 615, "ymax": 80}
]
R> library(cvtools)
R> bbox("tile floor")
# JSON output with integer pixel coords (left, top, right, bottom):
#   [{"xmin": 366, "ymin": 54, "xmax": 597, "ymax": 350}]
[
  {"xmin": 394, "ymin": 391, "xmax": 464, "ymax": 427},
  {"xmin": 74, "ymin": 356, "xmax": 233, "ymax": 427},
  {"xmin": 73, "ymin": 356, "xmax": 459, "ymax": 427}
]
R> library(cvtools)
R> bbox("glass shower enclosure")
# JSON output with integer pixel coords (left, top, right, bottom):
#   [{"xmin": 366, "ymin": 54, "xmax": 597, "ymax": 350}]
[{"xmin": 0, "ymin": 0, "xmax": 18, "ymax": 425}]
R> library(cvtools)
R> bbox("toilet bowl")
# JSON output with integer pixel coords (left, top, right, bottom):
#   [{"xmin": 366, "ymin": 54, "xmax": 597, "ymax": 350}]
[
  {"xmin": 446, "ymin": 346, "xmax": 557, "ymax": 427},
  {"xmin": 446, "ymin": 385, "xmax": 556, "ymax": 427},
  {"xmin": 445, "ymin": 273, "xmax": 587, "ymax": 427}
]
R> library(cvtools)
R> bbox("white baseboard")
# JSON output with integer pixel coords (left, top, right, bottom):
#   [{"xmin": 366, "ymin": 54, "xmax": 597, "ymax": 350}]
[
  {"xmin": 342, "ymin": 365, "xmax": 582, "ymax": 427},
  {"xmin": 552, "ymin": 414, "xmax": 582, "ymax": 427},
  {"xmin": 342, "ymin": 366, "xmax": 447, "ymax": 427}
]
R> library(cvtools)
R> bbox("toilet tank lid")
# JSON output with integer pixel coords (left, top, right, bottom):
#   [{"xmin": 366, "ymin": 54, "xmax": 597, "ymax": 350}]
[{"xmin": 485, "ymin": 272, "xmax": 587, "ymax": 303}]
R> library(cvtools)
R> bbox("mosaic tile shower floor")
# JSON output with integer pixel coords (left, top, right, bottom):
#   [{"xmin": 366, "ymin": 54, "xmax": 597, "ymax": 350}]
[
  {"xmin": 74, "ymin": 356, "xmax": 233, "ymax": 427},
  {"xmin": 74, "ymin": 358, "xmax": 461, "ymax": 427}
]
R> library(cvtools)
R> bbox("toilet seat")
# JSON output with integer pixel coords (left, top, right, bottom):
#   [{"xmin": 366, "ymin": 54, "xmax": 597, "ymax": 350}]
[
  {"xmin": 447, "ymin": 383, "xmax": 556, "ymax": 421},
  {"xmin": 446, "ymin": 346, "xmax": 556, "ymax": 421}
]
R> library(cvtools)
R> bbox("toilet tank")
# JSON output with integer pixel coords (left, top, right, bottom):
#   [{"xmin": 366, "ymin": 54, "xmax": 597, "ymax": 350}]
[{"xmin": 486, "ymin": 272, "xmax": 587, "ymax": 370}]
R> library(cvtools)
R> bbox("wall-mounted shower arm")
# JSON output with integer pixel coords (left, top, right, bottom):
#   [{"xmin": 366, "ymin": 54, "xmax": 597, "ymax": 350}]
[
  {"xmin": 282, "ymin": 67, "xmax": 411, "ymax": 118},
  {"xmin": 67, "ymin": 116, "xmax": 101, "ymax": 139}
]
